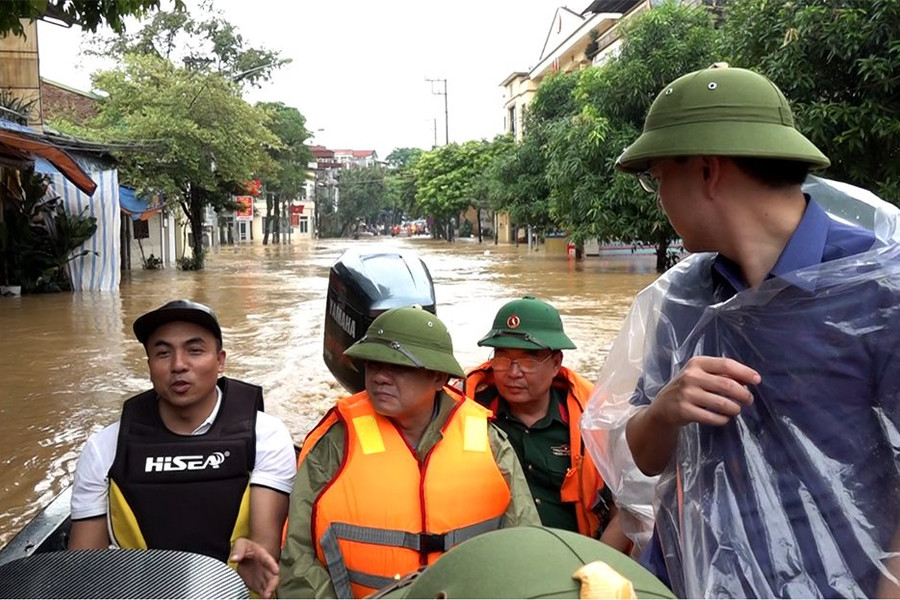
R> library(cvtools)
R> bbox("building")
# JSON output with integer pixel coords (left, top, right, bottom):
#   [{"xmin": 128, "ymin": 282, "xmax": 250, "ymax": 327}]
[
  {"xmin": 40, "ymin": 78, "xmax": 101, "ymax": 125},
  {"xmin": 331, "ymin": 149, "xmax": 379, "ymax": 169},
  {"xmin": 500, "ymin": 0, "xmax": 646, "ymax": 145}
]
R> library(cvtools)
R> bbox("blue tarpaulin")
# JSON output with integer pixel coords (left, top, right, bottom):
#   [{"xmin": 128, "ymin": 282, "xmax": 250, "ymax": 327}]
[{"xmin": 119, "ymin": 186, "xmax": 163, "ymax": 221}]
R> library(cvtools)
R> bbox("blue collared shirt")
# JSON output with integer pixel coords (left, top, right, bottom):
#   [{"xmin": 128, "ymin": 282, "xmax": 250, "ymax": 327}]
[{"xmin": 636, "ymin": 199, "xmax": 900, "ymax": 597}]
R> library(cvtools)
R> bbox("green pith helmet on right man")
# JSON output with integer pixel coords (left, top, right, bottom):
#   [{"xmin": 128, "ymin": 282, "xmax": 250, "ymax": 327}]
[
  {"xmin": 615, "ymin": 63, "xmax": 829, "ymax": 174},
  {"xmin": 478, "ymin": 296, "xmax": 576, "ymax": 351},
  {"xmin": 373, "ymin": 526, "xmax": 675, "ymax": 599},
  {"xmin": 344, "ymin": 305, "xmax": 465, "ymax": 378}
]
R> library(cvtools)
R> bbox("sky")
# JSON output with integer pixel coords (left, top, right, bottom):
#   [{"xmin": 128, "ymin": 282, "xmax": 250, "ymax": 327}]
[{"xmin": 36, "ymin": 0, "xmax": 580, "ymax": 159}]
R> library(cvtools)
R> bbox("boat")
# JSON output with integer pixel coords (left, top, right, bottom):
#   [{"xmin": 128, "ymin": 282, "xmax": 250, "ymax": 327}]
[{"xmin": 0, "ymin": 245, "xmax": 436, "ymax": 570}]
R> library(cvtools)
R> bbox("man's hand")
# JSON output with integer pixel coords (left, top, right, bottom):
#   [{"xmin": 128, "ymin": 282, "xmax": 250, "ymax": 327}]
[
  {"xmin": 231, "ymin": 537, "xmax": 280, "ymax": 599},
  {"xmin": 648, "ymin": 356, "xmax": 760, "ymax": 427},
  {"xmin": 627, "ymin": 356, "xmax": 761, "ymax": 476}
]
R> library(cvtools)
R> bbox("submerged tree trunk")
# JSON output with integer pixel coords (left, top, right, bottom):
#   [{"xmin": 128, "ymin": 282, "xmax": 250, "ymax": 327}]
[
  {"xmin": 263, "ymin": 192, "xmax": 273, "ymax": 245},
  {"xmin": 181, "ymin": 185, "xmax": 206, "ymax": 270},
  {"xmin": 654, "ymin": 229, "xmax": 670, "ymax": 273},
  {"xmin": 273, "ymin": 193, "xmax": 281, "ymax": 244},
  {"xmin": 476, "ymin": 208, "xmax": 483, "ymax": 243}
]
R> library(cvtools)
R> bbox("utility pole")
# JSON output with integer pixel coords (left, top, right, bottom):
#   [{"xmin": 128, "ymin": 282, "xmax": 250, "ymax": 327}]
[{"xmin": 426, "ymin": 77, "xmax": 449, "ymax": 145}]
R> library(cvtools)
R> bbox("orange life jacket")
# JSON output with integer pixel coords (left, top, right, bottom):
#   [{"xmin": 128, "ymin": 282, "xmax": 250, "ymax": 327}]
[
  {"xmin": 309, "ymin": 387, "xmax": 510, "ymax": 598},
  {"xmin": 464, "ymin": 363, "xmax": 602, "ymax": 537}
]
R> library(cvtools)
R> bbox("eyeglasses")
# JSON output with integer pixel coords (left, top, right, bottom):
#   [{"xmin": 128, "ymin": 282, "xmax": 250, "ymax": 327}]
[
  {"xmin": 636, "ymin": 170, "xmax": 660, "ymax": 195},
  {"xmin": 490, "ymin": 352, "xmax": 554, "ymax": 374}
]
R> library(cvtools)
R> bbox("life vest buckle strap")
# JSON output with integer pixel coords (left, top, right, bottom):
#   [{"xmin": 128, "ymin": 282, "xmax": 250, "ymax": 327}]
[
  {"xmin": 442, "ymin": 515, "xmax": 504, "ymax": 548},
  {"xmin": 419, "ymin": 532, "xmax": 447, "ymax": 554},
  {"xmin": 348, "ymin": 568, "xmax": 404, "ymax": 591}
]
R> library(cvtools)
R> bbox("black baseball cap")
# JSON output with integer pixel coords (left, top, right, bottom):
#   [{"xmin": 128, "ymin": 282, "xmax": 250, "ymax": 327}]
[{"xmin": 133, "ymin": 299, "xmax": 222, "ymax": 345}]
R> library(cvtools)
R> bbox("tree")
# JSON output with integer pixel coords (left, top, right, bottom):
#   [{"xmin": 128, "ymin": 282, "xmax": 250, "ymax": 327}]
[
  {"xmin": 414, "ymin": 141, "xmax": 494, "ymax": 242},
  {"xmin": 545, "ymin": 1, "xmax": 719, "ymax": 270},
  {"xmin": 384, "ymin": 148, "xmax": 423, "ymax": 227},
  {"xmin": 336, "ymin": 166, "xmax": 386, "ymax": 237},
  {"xmin": 471, "ymin": 135, "xmax": 514, "ymax": 243},
  {"xmin": 720, "ymin": 0, "xmax": 900, "ymax": 203},
  {"xmin": 47, "ymin": 2, "xmax": 287, "ymax": 268},
  {"xmin": 490, "ymin": 71, "xmax": 580, "ymax": 243},
  {"xmin": 0, "ymin": 0, "xmax": 181, "ymax": 37},
  {"xmin": 86, "ymin": 0, "xmax": 282, "ymax": 88},
  {"xmin": 83, "ymin": 53, "xmax": 279, "ymax": 266},
  {"xmin": 385, "ymin": 148, "xmax": 423, "ymax": 169},
  {"xmin": 257, "ymin": 102, "xmax": 313, "ymax": 245}
]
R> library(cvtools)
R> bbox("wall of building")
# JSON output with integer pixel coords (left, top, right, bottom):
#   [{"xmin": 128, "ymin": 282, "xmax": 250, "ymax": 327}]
[
  {"xmin": 40, "ymin": 79, "xmax": 99, "ymax": 124},
  {"xmin": 0, "ymin": 19, "xmax": 42, "ymax": 130}
]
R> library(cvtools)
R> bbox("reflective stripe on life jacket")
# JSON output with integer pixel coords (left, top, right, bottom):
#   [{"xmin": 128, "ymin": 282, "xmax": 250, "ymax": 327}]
[
  {"xmin": 464, "ymin": 363, "xmax": 603, "ymax": 537},
  {"xmin": 107, "ymin": 377, "xmax": 259, "ymax": 562},
  {"xmin": 312, "ymin": 387, "xmax": 510, "ymax": 598}
]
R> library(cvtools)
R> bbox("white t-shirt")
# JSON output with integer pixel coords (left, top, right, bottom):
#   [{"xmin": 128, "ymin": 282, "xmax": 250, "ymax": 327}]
[{"xmin": 71, "ymin": 387, "xmax": 296, "ymax": 520}]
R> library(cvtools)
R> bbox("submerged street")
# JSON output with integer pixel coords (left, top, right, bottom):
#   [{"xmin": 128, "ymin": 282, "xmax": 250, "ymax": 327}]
[{"xmin": 0, "ymin": 238, "xmax": 659, "ymax": 546}]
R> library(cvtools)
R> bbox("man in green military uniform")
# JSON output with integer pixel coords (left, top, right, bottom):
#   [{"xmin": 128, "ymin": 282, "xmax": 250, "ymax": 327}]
[
  {"xmin": 279, "ymin": 306, "xmax": 540, "ymax": 599},
  {"xmin": 465, "ymin": 297, "xmax": 630, "ymax": 552}
]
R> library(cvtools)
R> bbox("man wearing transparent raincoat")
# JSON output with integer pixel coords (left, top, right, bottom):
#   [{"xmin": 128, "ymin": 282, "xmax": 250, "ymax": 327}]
[{"xmin": 581, "ymin": 63, "xmax": 900, "ymax": 598}]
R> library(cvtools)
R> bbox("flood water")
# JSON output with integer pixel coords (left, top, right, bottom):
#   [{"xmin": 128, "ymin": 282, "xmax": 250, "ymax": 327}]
[{"xmin": 0, "ymin": 237, "xmax": 660, "ymax": 547}]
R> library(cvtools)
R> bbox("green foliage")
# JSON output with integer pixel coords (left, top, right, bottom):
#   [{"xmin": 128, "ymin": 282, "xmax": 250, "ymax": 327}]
[
  {"xmin": 142, "ymin": 253, "xmax": 163, "ymax": 269},
  {"xmin": 385, "ymin": 148, "xmax": 423, "ymax": 169},
  {"xmin": 414, "ymin": 140, "xmax": 497, "ymax": 236},
  {"xmin": 178, "ymin": 253, "xmax": 204, "ymax": 271},
  {"xmin": 86, "ymin": 0, "xmax": 281, "ymax": 87},
  {"xmin": 720, "ymin": 0, "xmax": 900, "ymax": 203},
  {"xmin": 257, "ymin": 101, "xmax": 313, "ymax": 211},
  {"xmin": 0, "ymin": 0, "xmax": 182, "ymax": 37},
  {"xmin": 336, "ymin": 167, "xmax": 386, "ymax": 237},
  {"xmin": 0, "ymin": 168, "xmax": 98, "ymax": 292},
  {"xmin": 81, "ymin": 52, "xmax": 279, "ymax": 260},
  {"xmin": 47, "ymin": 5, "xmax": 288, "ymax": 265},
  {"xmin": 385, "ymin": 149, "xmax": 423, "ymax": 224},
  {"xmin": 0, "ymin": 89, "xmax": 38, "ymax": 125}
]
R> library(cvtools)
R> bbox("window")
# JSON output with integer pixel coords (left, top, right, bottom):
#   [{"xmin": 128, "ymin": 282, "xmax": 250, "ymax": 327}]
[
  {"xmin": 299, "ymin": 216, "xmax": 309, "ymax": 234},
  {"xmin": 133, "ymin": 219, "xmax": 149, "ymax": 239}
]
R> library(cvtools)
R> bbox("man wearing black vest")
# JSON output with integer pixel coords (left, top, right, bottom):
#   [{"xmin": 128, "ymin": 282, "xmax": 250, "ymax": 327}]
[{"xmin": 69, "ymin": 300, "xmax": 296, "ymax": 598}]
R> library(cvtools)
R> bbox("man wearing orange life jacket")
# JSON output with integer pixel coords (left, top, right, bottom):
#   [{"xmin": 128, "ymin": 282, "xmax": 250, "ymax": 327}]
[
  {"xmin": 278, "ymin": 306, "xmax": 540, "ymax": 599},
  {"xmin": 464, "ymin": 296, "xmax": 631, "ymax": 552}
]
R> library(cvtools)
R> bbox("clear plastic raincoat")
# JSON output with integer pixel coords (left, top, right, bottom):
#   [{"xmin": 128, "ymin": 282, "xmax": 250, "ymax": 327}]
[{"xmin": 583, "ymin": 177, "xmax": 900, "ymax": 598}]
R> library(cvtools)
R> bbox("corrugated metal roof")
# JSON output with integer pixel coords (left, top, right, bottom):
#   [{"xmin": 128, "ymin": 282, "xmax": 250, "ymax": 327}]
[{"xmin": 581, "ymin": 0, "xmax": 641, "ymax": 16}]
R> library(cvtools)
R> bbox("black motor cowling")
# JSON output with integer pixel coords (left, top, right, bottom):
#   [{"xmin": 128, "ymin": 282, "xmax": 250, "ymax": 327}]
[{"xmin": 324, "ymin": 246, "xmax": 436, "ymax": 393}]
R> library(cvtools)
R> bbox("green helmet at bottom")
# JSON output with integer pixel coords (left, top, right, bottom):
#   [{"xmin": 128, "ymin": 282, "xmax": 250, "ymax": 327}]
[
  {"xmin": 372, "ymin": 526, "xmax": 675, "ymax": 599},
  {"xmin": 344, "ymin": 306, "xmax": 465, "ymax": 378}
]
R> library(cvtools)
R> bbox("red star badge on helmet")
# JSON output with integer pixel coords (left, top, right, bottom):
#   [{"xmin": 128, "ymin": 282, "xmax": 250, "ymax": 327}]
[{"xmin": 507, "ymin": 315, "xmax": 520, "ymax": 329}]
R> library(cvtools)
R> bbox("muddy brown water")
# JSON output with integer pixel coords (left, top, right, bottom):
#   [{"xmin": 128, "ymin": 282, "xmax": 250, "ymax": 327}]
[{"xmin": 0, "ymin": 237, "xmax": 660, "ymax": 547}]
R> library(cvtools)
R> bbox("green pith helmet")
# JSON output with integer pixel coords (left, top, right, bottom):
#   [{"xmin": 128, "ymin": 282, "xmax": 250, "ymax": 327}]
[
  {"xmin": 344, "ymin": 306, "xmax": 464, "ymax": 378},
  {"xmin": 373, "ymin": 526, "xmax": 675, "ymax": 599},
  {"xmin": 478, "ymin": 296, "xmax": 575, "ymax": 351},
  {"xmin": 616, "ymin": 63, "xmax": 829, "ymax": 173}
]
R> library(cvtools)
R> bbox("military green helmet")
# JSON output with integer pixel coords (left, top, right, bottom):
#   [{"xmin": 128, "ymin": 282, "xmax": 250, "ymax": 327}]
[
  {"xmin": 373, "ymin": 526, "xmax": 675, "ymax": 599},
  {"xmin": 478, "ymin": 296, "xmax": 575, "ymax": 351},
  {"xmin": 344, "ymin": 306, "xmax": 464, "ymax": 378},
  {"xmin": 616, "ymin": 64, "xmax": 829, "ymax": 173}
]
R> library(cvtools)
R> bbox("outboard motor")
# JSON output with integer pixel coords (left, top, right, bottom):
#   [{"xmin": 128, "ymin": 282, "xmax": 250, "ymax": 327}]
[{"xmin": 324, "ymin": 246, "xmax": 436, "ymax": 393}]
